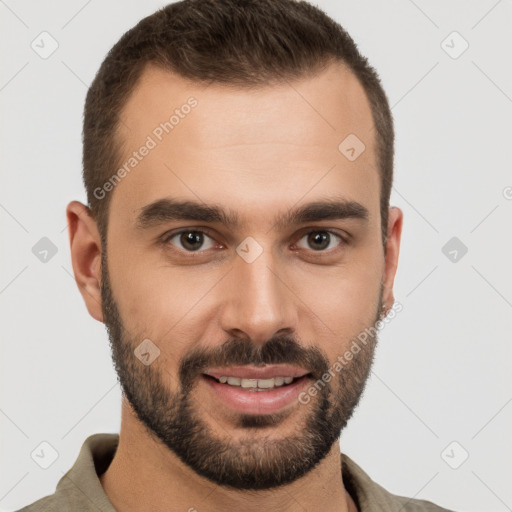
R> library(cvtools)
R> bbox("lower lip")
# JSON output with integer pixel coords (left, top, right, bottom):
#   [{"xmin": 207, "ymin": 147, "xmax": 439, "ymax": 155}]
[{"xmin": 201, "ymin": 375, "xmax": 311, "ymax": 415}]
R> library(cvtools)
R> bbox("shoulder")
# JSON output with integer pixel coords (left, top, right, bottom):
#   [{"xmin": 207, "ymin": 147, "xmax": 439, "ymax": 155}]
[
  {"xmin": 380, "ymin": 493, "xmax": 456, "ymax": 511},
  {"xmin": 14, "ymin": 433, "xmax": 119, "ymax": 512},
  {"xmin": 15, "ymin": 489, "xmax": 79, "ymax": 512},
  {"xmin": 341, "ymin": 453, "xmax": 457, "ymax": 512}
]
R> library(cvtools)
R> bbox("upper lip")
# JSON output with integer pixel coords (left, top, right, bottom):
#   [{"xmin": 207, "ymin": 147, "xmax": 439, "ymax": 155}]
[{"xmin": 204, "ymin": 365, "xmax": 311, "ymax": 380}]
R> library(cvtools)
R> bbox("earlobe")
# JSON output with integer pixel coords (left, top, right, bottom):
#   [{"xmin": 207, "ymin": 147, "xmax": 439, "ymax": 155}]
[
  {"xmin": 66, "ymin": 200, "xmax": 104, "ymax": 323},
  {"xmin": 381, "ymin": 206, "xmax": 403, "ymax": 311}
]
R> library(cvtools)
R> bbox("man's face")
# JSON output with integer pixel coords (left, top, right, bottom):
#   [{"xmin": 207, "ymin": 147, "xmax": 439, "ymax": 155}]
[{"xmin": 99, "ymin": 62, "xmax": 394, "ymax": 489}]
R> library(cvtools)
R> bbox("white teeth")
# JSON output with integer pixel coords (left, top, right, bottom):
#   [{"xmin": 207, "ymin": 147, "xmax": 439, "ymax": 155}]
[
  {"xmin": 216, "ymin": 376, "xmax": 300, "ymax": 389},
  {"xmin": 255, "ymin": 378, "xmax": 275, "ymax": 389}
]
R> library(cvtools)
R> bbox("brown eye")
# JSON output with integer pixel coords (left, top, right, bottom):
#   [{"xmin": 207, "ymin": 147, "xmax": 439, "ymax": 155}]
[
  {"xmin": 165, "ymin": 230, "xmax": 216, "ymax": 252},
  {"xmin": 295, "ymin": 231, "xmax": 344, "ymax": 252}
]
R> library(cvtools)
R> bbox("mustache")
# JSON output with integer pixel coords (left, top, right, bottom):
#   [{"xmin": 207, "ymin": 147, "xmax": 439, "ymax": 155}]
[{"xmin": 178, "ymin": 335, "xmax": 330, "ymax": 392}]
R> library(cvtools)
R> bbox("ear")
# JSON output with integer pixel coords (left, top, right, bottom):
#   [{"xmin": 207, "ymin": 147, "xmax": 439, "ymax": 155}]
[
  {"xmin": 66, "ymin": 201, "xmax": 104, "ymax": 323},
  {"xmin": 381, "ymin": 206, "xmax": 403, "ymax": 314}
]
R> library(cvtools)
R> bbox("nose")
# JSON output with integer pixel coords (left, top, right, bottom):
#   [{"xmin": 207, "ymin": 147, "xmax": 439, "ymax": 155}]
[{"xmin": 218, "ymin": 244, "xmax": 298, "ymax": 345}]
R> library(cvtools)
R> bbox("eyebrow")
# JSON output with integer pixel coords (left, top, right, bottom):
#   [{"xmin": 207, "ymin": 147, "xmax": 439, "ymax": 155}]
[{"xmin": 136, "ymin": 197, "xmax": 369, "ymax": 231}]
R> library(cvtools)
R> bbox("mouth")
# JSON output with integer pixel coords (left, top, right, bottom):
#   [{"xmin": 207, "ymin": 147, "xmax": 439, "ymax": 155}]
[
  {"xmin": 202, "ymin": 373, "xmax": 310, "ymax": 391},
  {"xmin": 200, "ymin": 365, "xmax": 313, "ymax": 415}
]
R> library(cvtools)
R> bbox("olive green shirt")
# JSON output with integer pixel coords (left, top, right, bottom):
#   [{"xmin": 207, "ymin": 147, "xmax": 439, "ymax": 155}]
[{"xmin": 17, "ymin": 433, "xmax": 455, "ymax": 511}]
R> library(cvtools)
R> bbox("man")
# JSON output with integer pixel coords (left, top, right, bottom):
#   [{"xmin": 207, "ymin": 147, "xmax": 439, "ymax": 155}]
[{"xmin": 18, "ymin": 0, "xmax": 455, "ymax": 510}]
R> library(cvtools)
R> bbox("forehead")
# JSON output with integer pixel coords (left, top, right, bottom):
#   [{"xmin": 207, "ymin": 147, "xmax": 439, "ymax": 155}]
[{"xmin": 109, "ymin": 62, "xmax": 379, "ymax": 229}]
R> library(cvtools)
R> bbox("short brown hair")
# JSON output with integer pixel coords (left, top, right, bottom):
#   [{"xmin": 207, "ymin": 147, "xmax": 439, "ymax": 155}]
[{"xmin": 83, "ymin": 0, "xmax": 394, "ymax": 245}]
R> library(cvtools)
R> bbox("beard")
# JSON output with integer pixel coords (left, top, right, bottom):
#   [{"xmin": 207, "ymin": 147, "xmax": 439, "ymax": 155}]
[{"xmin": 100, "ymin": 249, "xmax": 383, "ymax": 490}]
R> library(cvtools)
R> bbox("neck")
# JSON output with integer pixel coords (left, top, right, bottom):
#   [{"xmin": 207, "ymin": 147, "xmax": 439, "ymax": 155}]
[{"xmin": 100, "ymin": 400, "xmax": 358, "ymax": 512}]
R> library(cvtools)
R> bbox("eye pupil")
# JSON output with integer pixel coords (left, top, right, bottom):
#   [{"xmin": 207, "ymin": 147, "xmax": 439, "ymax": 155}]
[
  {"xmin": 308, "ymin": 232, "xmax": 329, "ymax": 251},
  {"xmin": 181, "ymin": 231, "xmax": 203, "ymax": 251}
]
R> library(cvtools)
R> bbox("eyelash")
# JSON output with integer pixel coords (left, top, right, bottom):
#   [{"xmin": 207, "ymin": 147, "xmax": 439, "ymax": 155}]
[{"xmin": 159, "ymin": 228, "xmax": 349, "ymax": 257}]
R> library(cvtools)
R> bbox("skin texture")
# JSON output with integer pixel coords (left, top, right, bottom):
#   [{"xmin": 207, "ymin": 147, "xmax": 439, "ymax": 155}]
[{"xmin": 67, "ymin": 61, "xmax": 403, "ymax": 512}]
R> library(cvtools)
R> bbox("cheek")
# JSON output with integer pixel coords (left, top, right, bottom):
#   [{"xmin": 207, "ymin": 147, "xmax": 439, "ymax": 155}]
[
  {"xmin": 106, "ymin": 246, "xmax": 168, "ymax": 337},
  {"xmin": 292, "ymin": 254, "xmax": 382, "ymax": 350},
  {"xmin": 108, "ymin": 251, "xmax": 216, "ymax": 351}
]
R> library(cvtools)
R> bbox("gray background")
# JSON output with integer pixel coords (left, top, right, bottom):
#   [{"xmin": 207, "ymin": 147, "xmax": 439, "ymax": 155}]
[{"xmin": 1, "ymin": 1, "xmax": 511, "ymax": 511}]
